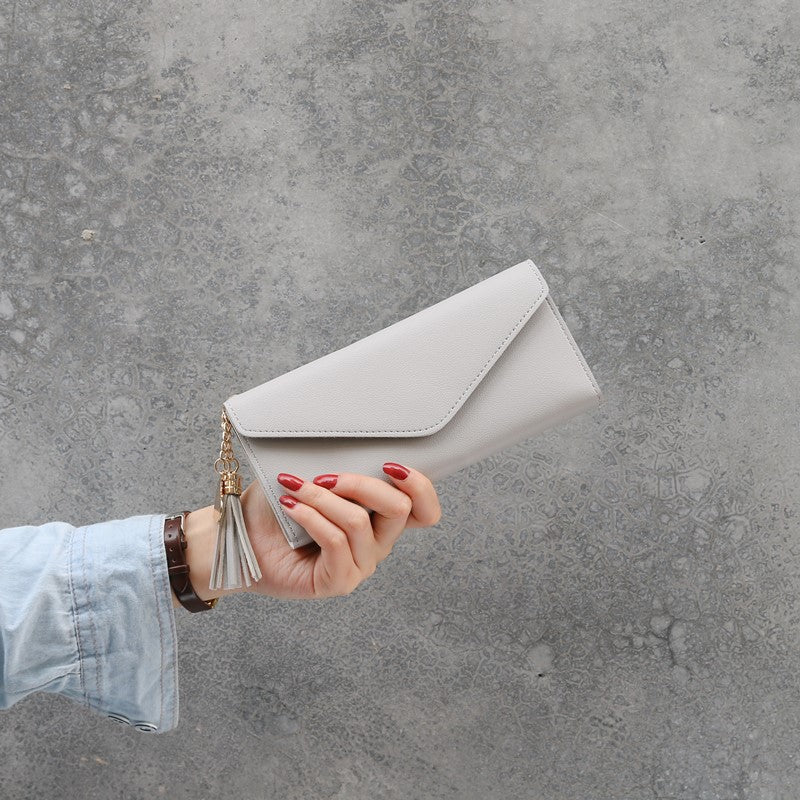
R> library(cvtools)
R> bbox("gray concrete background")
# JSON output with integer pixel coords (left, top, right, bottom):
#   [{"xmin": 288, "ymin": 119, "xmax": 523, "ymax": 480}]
[{"xmin": 1, "ymin": 0, "xmax": 799, "ymax": 797}]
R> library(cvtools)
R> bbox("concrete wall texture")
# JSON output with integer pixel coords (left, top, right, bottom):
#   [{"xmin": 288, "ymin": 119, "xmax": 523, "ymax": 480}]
[{"xmin": 1, "ymin": 0, "xmax": 799, "ymax": 798}]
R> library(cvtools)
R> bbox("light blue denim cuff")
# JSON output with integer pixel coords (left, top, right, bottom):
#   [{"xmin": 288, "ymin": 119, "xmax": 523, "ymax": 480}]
[{"xmin": 65, "ymin": 512, "xmax": 179, "ymax": 733}]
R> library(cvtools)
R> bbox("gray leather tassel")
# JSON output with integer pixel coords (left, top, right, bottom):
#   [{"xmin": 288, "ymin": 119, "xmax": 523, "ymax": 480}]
[{"xmin": 210, "ymin": 408, "xmax": 263, "ymax": 591}]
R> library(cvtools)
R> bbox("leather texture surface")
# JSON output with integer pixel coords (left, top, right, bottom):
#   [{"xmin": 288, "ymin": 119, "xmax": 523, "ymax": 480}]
[{"xmin": 224, "ymin": 258, "xmax": 604, "ymax": 548}]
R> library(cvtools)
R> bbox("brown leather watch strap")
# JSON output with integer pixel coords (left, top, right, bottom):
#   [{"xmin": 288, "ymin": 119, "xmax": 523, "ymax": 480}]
[{"xmin": 163, "ymin": 511, "xmax": 219, "ymax": 612}]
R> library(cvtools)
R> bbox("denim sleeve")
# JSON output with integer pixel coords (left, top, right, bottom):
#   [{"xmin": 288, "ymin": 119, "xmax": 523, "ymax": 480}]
[{"xmin": 0, "ymin": 512, "xmax": 179, "ymax": 733}]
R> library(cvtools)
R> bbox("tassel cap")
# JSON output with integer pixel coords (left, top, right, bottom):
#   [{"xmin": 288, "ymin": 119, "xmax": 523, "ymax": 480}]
[{"xmin": 220, "ymin": 470, "xmax": 242, "ymax": 496}]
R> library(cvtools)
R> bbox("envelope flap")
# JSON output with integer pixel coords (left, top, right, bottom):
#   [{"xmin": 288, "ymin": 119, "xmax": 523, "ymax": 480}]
[{"xmin": 224, "ymin": 259, "xmax": 548, "ymax": 438}]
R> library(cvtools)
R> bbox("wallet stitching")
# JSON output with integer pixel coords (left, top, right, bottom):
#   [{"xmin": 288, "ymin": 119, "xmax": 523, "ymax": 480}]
[
  {"xmin": 227, "ymin": 260, "xmax": 547, "ymax": 436},
  {"xmin": 232, "ymin": 424, "xmax": 309, "ymax": 546},
  {"xmin": 542, "ymin": 296, "xmax": 603, "ymax": 402}
]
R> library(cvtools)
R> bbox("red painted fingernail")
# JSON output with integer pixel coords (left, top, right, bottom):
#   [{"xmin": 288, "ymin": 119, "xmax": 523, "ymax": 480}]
[
  {"xmin": 277, "ymin": 473, "xmax": 303, "ymax": 491},
  {"xmin": 279, "ymin": 495, "xmax": 298, "ymax": 508},
  {"xmin": 313, "ymin": 474, "xmax": 338, "ymax": 489},
  {"xmin": 383, "ymin": 462, "xmax": 409, "ymax": 480}
]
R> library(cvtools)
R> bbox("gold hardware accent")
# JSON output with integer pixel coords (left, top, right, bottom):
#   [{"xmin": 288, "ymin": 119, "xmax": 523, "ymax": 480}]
[{"xmin": 214, "ymin": 408, "xmax": 242, "ymax": 515}]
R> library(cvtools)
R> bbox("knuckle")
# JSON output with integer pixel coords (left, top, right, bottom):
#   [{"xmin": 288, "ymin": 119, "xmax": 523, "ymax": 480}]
[
  {"xmin": 394, "ymin": 495, "xmax": 413, "ymax": 517},
  {"xmin": 345, "ymin": 506, "xmax": 371, "ymax": 532},
  {"xmin": 328, "ymin": 530, "xmax": 349, "ymax": 551}
]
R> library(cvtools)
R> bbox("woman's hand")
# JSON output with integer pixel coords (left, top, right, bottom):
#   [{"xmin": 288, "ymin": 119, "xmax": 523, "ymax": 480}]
[{"xmin": 237, "ymin": 462, "xmax": 442, "ymax": 600}]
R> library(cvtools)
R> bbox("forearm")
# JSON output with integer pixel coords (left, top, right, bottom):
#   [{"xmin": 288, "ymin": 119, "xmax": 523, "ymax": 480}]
[{"xmin": 171, "ymin": 504, "xmax": 249, "ymax": 609}]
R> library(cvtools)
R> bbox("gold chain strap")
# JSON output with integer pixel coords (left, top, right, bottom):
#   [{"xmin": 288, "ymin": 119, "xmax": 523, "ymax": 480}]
[{"xmin": 213, "ymin": 408, "xmax": 242, "ymax": 515}]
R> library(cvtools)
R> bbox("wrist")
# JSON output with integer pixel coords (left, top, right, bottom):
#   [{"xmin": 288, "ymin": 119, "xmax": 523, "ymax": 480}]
[{"xmin": 169, "ymin": 505, "xmax": 248, "ymax": 609}]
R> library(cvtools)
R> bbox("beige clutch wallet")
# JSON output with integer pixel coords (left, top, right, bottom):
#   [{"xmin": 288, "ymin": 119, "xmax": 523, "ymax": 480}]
[{"xmin": 208, "ymin": 258, "xmax": 604, "ymax": 590}]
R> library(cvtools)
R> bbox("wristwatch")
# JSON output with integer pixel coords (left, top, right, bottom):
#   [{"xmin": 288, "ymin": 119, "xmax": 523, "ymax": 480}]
[{"xmin": 163, "ymin": 511, "xmax": 220, "ymax": 612}]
